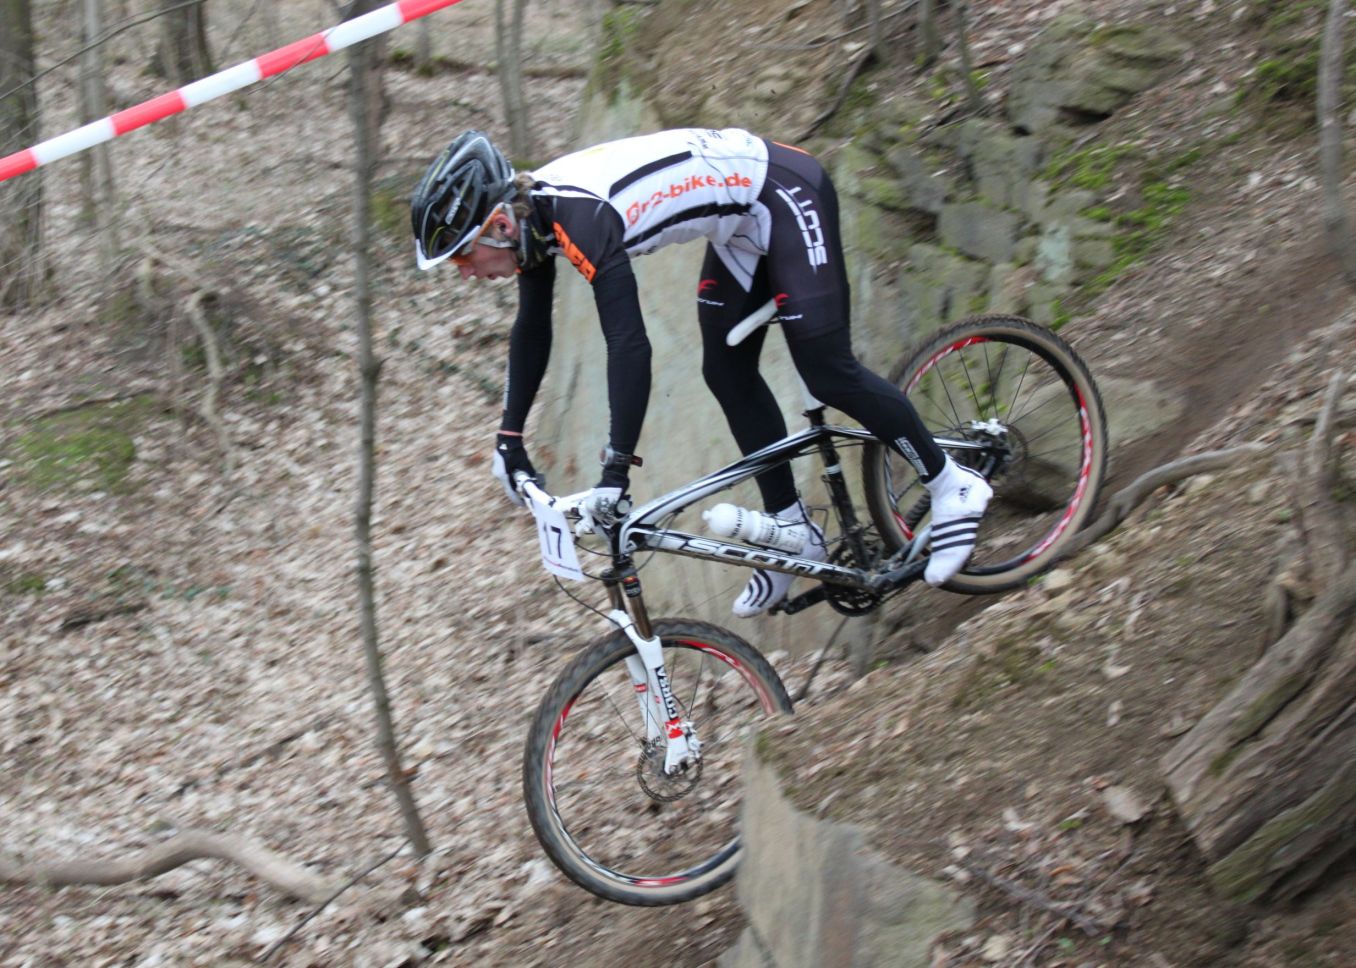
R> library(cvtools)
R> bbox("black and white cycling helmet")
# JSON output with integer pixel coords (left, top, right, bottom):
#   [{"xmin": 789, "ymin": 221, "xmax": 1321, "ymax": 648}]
[{"xmin": 410, "ymin": 130, "xmax": 515, "ymax": 270}]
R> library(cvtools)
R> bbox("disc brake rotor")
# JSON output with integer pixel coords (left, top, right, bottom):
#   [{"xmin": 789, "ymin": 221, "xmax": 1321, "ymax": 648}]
[{"xmin": 636, "ymin": 738, "xmax": 702, "ymax": 802}]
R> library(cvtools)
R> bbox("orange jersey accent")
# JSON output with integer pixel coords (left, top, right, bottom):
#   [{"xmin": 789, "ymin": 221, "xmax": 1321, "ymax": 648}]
[{"xmin": 553, "ymin": 221, "xmax": 597, "ymax": 282}]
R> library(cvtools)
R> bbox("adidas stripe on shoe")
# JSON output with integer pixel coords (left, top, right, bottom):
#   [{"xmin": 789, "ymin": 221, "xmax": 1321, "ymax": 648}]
[
  {"xmin": 923, "ymin": 457, "xmax": 992, "ymax": 586},
  {"xmin": 732, "ymin": 502, "xmax": 827, "ymax": 618}
]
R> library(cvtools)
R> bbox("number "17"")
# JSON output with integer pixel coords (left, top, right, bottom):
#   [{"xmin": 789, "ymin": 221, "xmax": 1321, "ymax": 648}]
[{"xmin": 540, "ymin": 521, "xmax": 565, "ymax": 558}]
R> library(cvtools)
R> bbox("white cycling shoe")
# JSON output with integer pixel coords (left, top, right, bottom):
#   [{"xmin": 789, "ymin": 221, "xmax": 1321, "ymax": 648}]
[
  {"xmin": 732, "ymin": 503, "xmax": 827, "ymax": 618},
  {"xmin": 923, "ymin": 456, "xmax": 993, "ymax": 586}
]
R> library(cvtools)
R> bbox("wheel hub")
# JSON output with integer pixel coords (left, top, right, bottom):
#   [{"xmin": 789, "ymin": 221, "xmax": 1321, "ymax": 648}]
[{"xmin": 636, "ymin": 738, "xmax": 702, "ymax": 802}]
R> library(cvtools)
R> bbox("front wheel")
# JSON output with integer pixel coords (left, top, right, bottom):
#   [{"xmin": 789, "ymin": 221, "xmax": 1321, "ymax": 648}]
[
  {"xmin": 522, "ymin": 618, "xmax": 793, "ymax": 906},
  {"xmin": 863, "ymin": 315, "xmax": 1109, "ymax": 593}
]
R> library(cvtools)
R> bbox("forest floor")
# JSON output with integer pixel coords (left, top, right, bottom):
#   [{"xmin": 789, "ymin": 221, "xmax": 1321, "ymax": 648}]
[{"xmin": 2, "ymin": 0, "xmax": 1355, "ymax": 966}]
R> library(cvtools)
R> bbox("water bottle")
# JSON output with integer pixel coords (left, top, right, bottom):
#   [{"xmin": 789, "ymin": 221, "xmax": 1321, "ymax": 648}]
[{"xmin": 702, "ymin": 503, "xmax": 808, "ymax": 553}]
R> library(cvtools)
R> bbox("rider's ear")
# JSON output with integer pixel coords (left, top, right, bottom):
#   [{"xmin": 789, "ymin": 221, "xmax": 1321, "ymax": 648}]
[{"xmin": 493, "ymin": 211, "xmax": 519, "ymax": 242}]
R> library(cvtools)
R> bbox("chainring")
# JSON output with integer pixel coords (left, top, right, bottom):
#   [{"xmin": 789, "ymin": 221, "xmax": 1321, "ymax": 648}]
[{"xmin": 825, "ymin": 541, "xmax": 884, "ymax": 616}]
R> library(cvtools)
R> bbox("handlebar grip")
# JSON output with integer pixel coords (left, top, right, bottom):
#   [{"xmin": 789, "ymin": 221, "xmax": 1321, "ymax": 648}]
[{"xmin": 514, "ymin": 471, "xmax": 543, "ymax": 502}]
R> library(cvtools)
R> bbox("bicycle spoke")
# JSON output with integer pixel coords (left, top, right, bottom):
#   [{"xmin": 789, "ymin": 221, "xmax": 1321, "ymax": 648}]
[
  {"xmin": 867, "ymin": 318, "xmax": 1106, "ymax": 591},
  {"xmin": 528, "ymin": 629, "xmax": 788, "ymax": 903}
]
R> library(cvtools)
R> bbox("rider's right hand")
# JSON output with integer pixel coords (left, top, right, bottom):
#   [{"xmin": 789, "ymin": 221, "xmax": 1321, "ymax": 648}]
[{"xmin": 492, "ymin": 432, "xmax": 540, "ymax": 506}]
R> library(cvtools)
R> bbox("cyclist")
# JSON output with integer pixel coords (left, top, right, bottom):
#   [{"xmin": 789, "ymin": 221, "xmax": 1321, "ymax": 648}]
[{"xmin": 411, "ymin": 128, "xmax": 990, "ymax": 615}]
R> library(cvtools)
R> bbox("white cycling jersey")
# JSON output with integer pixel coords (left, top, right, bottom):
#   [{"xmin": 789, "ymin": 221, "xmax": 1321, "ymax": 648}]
[{"xmin": 531, "ymin": 128, "xmax": 771, "ymax": 260}]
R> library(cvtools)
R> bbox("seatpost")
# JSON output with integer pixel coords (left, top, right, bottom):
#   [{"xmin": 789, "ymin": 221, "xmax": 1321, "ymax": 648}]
[{"xmin": 807, "ymin": 406, "xmax": 873, "ymax": 566}]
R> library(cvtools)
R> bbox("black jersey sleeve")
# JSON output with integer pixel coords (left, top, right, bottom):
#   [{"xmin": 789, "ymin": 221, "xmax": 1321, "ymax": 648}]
[
  {"xmin": 592, "ymin": 264, "xmax": 650, "ymax": 459},
  {"xmin": 550, "ymin": 195, "xmax": 651, "ymax": 459},
  {"xmin": 501, "ymin": 260, "xmax": 556, "ymax": 434}
]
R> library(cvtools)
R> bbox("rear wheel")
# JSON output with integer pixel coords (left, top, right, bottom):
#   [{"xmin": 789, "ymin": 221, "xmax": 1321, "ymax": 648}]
[
  {"xmin": 522, "ymin": 618, "xmax": 793, "ymax": 905},
  {"xmin": 863, "ymin": 315, "xmax": 1108, "ymax": 593}
]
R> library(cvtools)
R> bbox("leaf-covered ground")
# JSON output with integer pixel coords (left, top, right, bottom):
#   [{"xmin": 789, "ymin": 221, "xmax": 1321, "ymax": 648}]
[{"xmin": 3, "ymin": 1, "xmax": 1356, "ymax": 966}]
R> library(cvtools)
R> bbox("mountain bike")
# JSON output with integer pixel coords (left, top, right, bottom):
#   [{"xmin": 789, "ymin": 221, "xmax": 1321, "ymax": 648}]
[{"xmin": 516, "ymin": 313, "xmax": 1108, "ymax": 906}]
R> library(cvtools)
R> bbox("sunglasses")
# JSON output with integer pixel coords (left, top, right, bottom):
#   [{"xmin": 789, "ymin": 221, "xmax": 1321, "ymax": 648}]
[{"xmin": 450, "ymin": 202, "xmax": 516, "ymax": 266}]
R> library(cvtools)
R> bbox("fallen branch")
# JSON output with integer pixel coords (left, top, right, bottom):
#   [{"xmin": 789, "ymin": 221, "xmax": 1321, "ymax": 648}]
[
  {"xmin": 958, "ymin": 857, "xmax": 1107, "ymax": 936},
  {"xmin": 1062, "ymin": 442, "xmax": 1272, "ymax": 559},
  {"xmin": 59, "ymin": 601, "xmax": 149, "ymax": 631},
  {"xmin": 798, "ymin": 46, "xmax": 877, "ymax": 140},
  {"xmin": 1013, "ymin": 846, "xmax": 1140, "ymax": 965},
  {"xmin": 1294, "ymin": 370, "xmax": 1350, "ymax": 588},
  {"xmin": 184, "ymin": 289, "xmax": 236, "ymax": 476},
  {"xmin": 259, "ymin": 839, "xmax": 408, "ymax": 962},
  {"xmin": 0, "ymin": 830, "xmax": 334, "ymax": 903},
  {"xmin": 172, "ymin": 713, "xmax": 337, "ymax": 799}
]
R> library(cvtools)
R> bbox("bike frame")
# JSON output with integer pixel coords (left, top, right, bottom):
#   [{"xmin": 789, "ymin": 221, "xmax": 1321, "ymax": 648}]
[
  {"xmin": 613, "ymin": 416, "xmax": 985, "ymax": 603},
  {"xmin": 528, "ymin": 407, "xmax": 983, "ymax": 774}
]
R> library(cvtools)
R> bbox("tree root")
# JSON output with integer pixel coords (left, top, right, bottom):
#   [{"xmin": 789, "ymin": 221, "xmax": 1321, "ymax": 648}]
[
  {"xmin": 0, "ymin": 830, "xmax": 335, "ymax": 903},
  {"xmin": 1063, "ymin": 441, "xmax": 1272, "ymax": 560},
  {"xmin": 258, "ymin": 839, "xmax": 407, "ymax": 962}
]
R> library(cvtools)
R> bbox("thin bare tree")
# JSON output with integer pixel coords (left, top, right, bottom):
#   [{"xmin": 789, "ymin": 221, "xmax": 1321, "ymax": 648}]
[
  {"xmin": 1319, "ymin": 0, "xmax": 1356, "ymax": 284},
  {"xmin": 955, "ymin": 0, "xmax": 983, "ymax": 115},
  {"xmin": 918, "ymin": 0, "xmax": 940, "ymax": 69},
  {"xmin": 154, "ymin": 0, "xmax": 212, "ymax": 82},
  {"xmin": 495, "ymin": 0, "xmax": 532, "ymax": 159},
  {"xmin": 346, "ymin": 0, "xmax": 432, "ymax": 857},
  {"xmin": 0, "ymin": 0, "xmax": 45, "ymax": 308},
  {"xmin": 80, "ymin": 0, "xmax": 120, "ymax": 273}
]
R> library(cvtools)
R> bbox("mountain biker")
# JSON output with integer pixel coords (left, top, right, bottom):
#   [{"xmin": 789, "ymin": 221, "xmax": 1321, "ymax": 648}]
[{"xmin": 411, "ymin": 128, "xmax": 991, "ymax": 616}]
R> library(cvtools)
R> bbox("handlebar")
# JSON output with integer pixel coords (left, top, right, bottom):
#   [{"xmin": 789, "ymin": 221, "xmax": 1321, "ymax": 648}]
[{"xmin": 514, "ymin": 471, "xmax": 589, "ymax": 520}]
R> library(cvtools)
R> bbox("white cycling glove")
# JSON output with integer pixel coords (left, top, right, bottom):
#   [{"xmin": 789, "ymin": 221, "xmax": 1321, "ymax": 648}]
[{"xmin": 575, "ymin": 486, "xmax": 624, "ymax": 536}]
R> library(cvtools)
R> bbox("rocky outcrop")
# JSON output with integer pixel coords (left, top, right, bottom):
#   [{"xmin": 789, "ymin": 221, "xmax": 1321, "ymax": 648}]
[
  {"xmin": 531, "ymin": 14, "xmax": 1189, "ymax": 651},
  {"xmin": 1008, "ymin": 15, "xmax": 1191, "ymax": 133},
  {"xmin": 719, "ymin": 747, "xmax": 974, "ymax": 968}
]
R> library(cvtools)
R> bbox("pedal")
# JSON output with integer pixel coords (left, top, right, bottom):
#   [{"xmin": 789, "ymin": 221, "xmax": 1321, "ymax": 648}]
[{"xmin": 772, "ymin": 585, "xmax": 829, "ymax": 615}]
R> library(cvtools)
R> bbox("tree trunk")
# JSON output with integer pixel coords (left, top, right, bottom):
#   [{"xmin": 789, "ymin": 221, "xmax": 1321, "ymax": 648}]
[
  {"xmin": 917, "ymin": 0, "xmax": 940, "ymax": 69},
  {"xmin": 154, "ymin": 0, "xmax": 213, "ymax": 82},
  {"xmin": 1163, "ymin": 381, "xmax": 1356, "ymax": 903},
  {"xmin": 955, "ymin": 1, "xmax": 984, "ymax": 115},
  {"xmin": 414, "ymin": 20, "xmax": 433, "ymax": 74},
  {"xmin": 862, "ymin": 0, "xmax": 884, "ymax": 61},
  {"xmin": 80, "ymin": 0, "xmax": 120, "ymax": 272},
  {"xmin": 0, "ymin": 0, "xmax": 45, "ymax": 308},
  {"xmin": 1319, "ymin": 0, "xmax": 1356, "ymax": 284},
  {"xmin": 1162, "ymin": 566, "xmax": 1356, "ymax": 902},
  {"xmin": 495, "ymin": 0, "xmax": 532, "ymax": 159},
  {"xmin": 346, "ymin": 0, "xmax": 431, "ymax": 858}
]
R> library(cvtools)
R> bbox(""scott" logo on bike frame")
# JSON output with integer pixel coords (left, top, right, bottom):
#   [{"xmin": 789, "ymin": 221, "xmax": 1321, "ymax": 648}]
[{"xmin": 675, "ymin": 535, "xmax": 837, "ymax": 576}]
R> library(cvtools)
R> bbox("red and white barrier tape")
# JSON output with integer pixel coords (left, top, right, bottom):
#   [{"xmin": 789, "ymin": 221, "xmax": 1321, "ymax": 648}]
[{"xmin": 0, "ymin": 0, "xmax": 467, "ymax": 184}]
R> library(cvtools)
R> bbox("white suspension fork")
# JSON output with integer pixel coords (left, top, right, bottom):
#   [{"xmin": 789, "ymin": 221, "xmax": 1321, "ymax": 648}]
[{"xmin": 609, "ymin": 610, "xmax": 701, "ymax": 774}]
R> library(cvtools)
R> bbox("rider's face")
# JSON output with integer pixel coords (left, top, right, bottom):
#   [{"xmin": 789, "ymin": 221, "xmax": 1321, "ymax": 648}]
[{"xmin": 455, "ymin": 213, "xmax": 519, "ymax": 281}]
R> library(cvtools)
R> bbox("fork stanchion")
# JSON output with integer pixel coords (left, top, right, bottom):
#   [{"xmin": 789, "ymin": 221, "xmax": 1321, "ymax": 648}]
[{"xmin": 613, "ymin": 554, "xmax": 653, "ymax": 639}]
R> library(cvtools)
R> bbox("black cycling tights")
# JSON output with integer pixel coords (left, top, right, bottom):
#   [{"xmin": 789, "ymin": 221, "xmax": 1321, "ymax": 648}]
[{"xmin": 700, "ymin": 323, "xmax": 945, "ymax": 511}]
